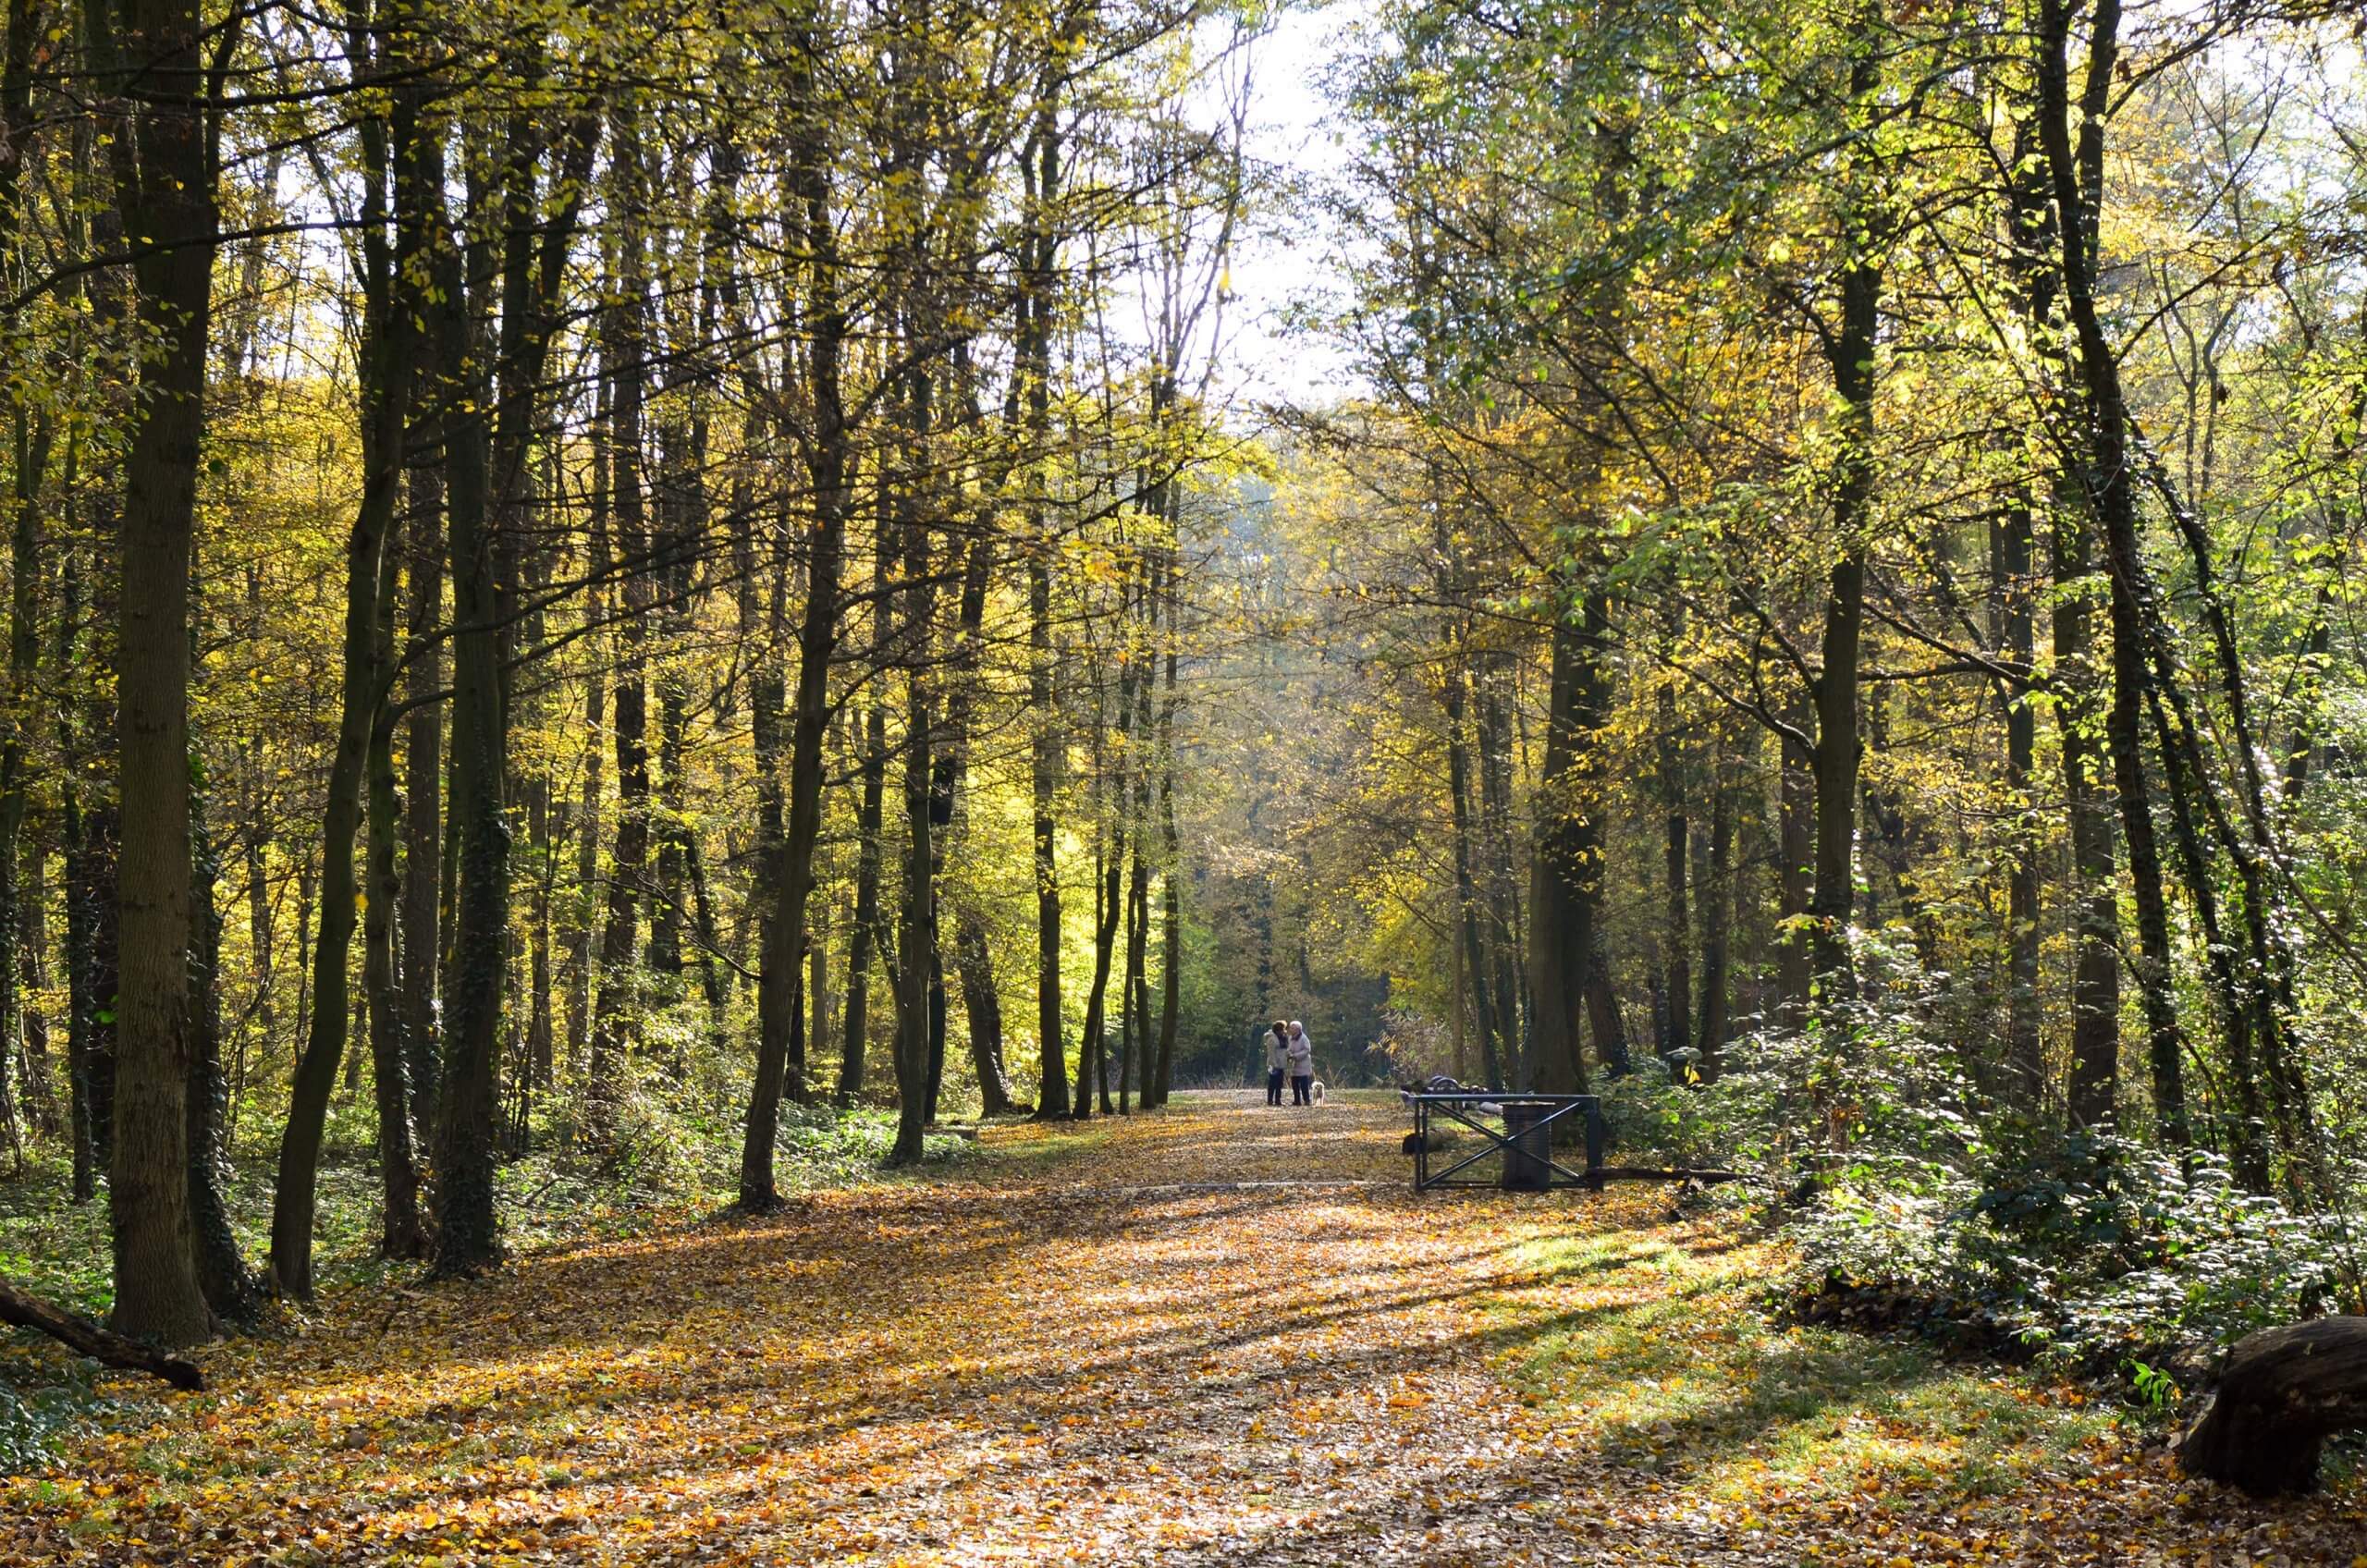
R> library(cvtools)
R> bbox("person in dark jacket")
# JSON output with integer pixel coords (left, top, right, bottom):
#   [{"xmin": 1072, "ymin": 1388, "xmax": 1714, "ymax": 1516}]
[{"xmin": 1264, "ymin": 1020, "xmax": 1289, "ymax": 1106}]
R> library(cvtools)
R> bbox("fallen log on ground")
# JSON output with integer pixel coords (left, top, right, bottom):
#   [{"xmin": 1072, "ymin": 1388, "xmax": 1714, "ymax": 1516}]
[
  {"xmin": 0, "ymin": 1276, "xmax": 206, "ymax": 1390},
  {"xmin": 2177, "ymin": 1315, "xmax": 2367, "ymax": 1497}
]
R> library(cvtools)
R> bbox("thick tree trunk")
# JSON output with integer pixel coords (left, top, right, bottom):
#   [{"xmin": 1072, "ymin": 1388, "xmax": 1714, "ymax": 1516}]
[
  {"xmin": 428, "ymin": 129, "xmax": 507, "ymax": 1277},
  {"xmin": 1527, "ymin": 594, "xmax": 1613, "ymax": 1094},
  {"xmin": 104, "ymin": 0, "xmax": 222, "ymax": 1348}
]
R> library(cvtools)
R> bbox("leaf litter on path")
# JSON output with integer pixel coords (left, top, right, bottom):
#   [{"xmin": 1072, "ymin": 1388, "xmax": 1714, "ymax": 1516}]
[{"xmin": 4, "ymin": 1093, "xmax": 2362, "ymax": 1565}]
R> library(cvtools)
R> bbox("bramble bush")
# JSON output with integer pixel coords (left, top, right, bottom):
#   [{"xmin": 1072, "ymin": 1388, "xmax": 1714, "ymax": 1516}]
[{"xmin": 1599, "ymin": 930, "xmax": 2367, "ymax": 1387}]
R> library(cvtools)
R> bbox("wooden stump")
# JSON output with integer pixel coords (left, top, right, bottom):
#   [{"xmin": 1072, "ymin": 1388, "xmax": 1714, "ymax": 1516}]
[{"xmin": 2177, "ymin": 1316, "xmax": 2367, "ymax": 1497}]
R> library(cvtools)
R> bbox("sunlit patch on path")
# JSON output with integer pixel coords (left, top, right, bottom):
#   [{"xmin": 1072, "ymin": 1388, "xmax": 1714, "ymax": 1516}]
[{"xmin": 5, "ymin": 1093, "xmax": 2361, "ymax": 1564}]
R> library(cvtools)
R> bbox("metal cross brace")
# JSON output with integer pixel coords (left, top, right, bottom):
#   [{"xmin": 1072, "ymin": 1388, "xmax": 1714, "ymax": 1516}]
[{"xmin": 1409, "ymin": 1093, "xmax": 1602, "ymax": 1191}]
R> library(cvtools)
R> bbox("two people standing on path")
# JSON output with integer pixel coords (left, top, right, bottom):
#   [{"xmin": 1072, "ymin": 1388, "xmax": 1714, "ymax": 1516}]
[{"xmin": 1263, "ymin": 1020, "xmax": 1315, "ymax": 1107}]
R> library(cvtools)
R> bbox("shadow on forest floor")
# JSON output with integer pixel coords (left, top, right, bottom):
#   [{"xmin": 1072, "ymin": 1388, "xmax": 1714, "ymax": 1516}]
[{"xmin": 3, "ymin": 1092, "xmax": 2362, "ymax": 1565}]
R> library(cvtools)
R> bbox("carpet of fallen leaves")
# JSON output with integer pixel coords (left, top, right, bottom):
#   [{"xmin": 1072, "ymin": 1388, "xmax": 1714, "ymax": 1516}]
[{"xmin": 6, "ymin": 1091, "xmax": 2365, "ymax": 1565}]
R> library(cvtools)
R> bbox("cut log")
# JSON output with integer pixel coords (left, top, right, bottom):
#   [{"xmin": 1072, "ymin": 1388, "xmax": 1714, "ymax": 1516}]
[
  {"xmin": 2177, "ymin": 1316, "xmax": 2367, "ymax": 1497},
  {"xmin": 0, "ymin": 1276, "xmax": 207, "ymax": 1390}
]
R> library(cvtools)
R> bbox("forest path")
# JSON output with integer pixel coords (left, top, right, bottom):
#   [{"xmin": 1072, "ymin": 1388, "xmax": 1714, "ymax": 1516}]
[{"xmin": 8, "ymin": 1092, "xmax": 2365, "ymax": 1565}]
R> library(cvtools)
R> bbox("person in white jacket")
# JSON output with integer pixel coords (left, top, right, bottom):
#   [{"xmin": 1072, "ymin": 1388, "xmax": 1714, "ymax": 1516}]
[{"xmin": 1285, "ymin": 1021, "xmax": 1315, "ymax": 1106}]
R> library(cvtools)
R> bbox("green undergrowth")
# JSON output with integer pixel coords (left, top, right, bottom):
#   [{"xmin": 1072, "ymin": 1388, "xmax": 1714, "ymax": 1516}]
[{"xmin": 1486, "ymin": 1215, "xmax": 2127, "ymax": 1511}]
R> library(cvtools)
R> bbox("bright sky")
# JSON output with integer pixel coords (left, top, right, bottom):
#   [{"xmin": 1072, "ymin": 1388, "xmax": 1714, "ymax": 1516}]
[{"xmin": 1204, "ymin": 1, "xmax": 1373, "ymax": 414}]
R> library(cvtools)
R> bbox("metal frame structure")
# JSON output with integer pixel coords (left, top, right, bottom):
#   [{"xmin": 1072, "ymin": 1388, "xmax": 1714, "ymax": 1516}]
[{"xmin": 1408, "ymin": 1093, "xmax": 1606, "ymax": 1192}]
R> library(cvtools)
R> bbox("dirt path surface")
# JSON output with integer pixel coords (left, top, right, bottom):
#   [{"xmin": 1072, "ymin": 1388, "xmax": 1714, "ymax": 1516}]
[{"xmin": 6, "ymin": 1093, "xmax": 2363, "ymax": 1565}]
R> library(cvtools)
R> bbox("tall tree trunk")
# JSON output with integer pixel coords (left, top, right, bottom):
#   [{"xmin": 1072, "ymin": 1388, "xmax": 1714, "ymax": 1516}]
[
  {"xmin": 103, "ymin": 0, "xmax": 222, "ymax": 1346},
  {"xmin": 891, "ymin": 628, "xmax": 936, "ymax": 1158},
  {"xmin": 1151, "ymin": 549, "xmax": 1183, "ymax": 1109},
  {"xmin": 2035, "ymin": 0, "xmax": 2188, "ymax": 1151},
  {"xmin": 730, "ymin": 397, "xmax": 793, "ymax": 1104},
  {"xmin": 427, "ymin": 116, "xmax": 510, "ymax": 1276},
  {"xmin": 0, "ymin": 410, "xmax": 49, "ymax": 1158},
  {"xmin": 562, "ymin": 383, "xmax": 607, "ymax": 1084},
  {"xmin": 1474, "ymin": 656, "xmax": 1523, "ymax": 1080},
  {"xmin": 399, "ymin": 449, "xmax": 444, "ymax": 1132},
  {"xmin": 18, "ymin": 837, "xmax": 52, "ymax": 1136},
  {"xmin": 0, "ymin": 0, "xmax": 46, "ymax": 1166},
  {"xmin": 1695, "ymin": 751, "xmax": 1734, "ymax": 1081},
  {"xmin": 1029, "ymin": 545, "xmax": 1064, "ymax": 1116},
  {"xmin": 435, "ymin": 69, "xmax": 597, "ymax": 1273},
  {"xmin": 2054, "ymin": 506, "xmax": 2120, "ymax": 1128},
  {"xmin": 936, "ymin": 528, "xmax": 1012, "ymax": 1118},
  {"xmin": 1809, "ymin": 296, "xmax": 1878, "ymax": 996},
  {"xmin": 588, "ymin": 108, "xmax": 653, "ymax": 1142},
  {"xmin": 1075, "ymin": 822, "xmax": 1123, "ymax": 1119},
  {"xmin": 269, "ymin": 15, "xmax": 421, "ymax": 1295},
  {"xmin": 1118, "ymin": 640, "xmax": 1151, "ymax": 1116},
  {"xmin": 366, "ymin": 688, "xmax": 427, "ymax": 1257},
  {"xmin": 739, "ymin": 33, "xmax": 849, "ymax": 1202},
  {"xmin": 186, "ymin": 734, "xmax": 256, "ymax": 1321},
  {"xmin": 1992, "ymin": 494, "xmax": 2043, "ymax": 1106},
  {"xmin": 1775, "ymin": 697, "xmax": 1814, "ymax": 1031},
  {"xmin": 1023, "ymin": 102, "xmax": 1067, "ymax": 1121},
  {"xmin": 365, "ymin": 350, "xmax": 427, "ymax": 1257},
  {"xmin": 889, "ymin": 330, "xmax": 938, "ymax": 1163},
  {"xmin": 66, "ymin": 198, "xmax": 124, "ymax": 1198},
  {"xmin": 839, "ymin": 684, "xmax": 887, "ymax": 1108},
  {"xmin": 1446, "ymin": 661, "xmax": 1503, "ymax": 1092},
  {"xmin": 1658, "ymin": 684, "xmax": 1690, "ymax": 1059},
  {"xmin": 239, "ymin": 580, "xmax": 274, "ymax": 1117}
]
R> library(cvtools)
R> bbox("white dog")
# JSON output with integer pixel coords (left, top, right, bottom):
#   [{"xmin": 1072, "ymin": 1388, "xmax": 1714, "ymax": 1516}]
[{"xmin": 1310, "ymin": 1080, "xmax": 1327, "ymax": 1105}]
